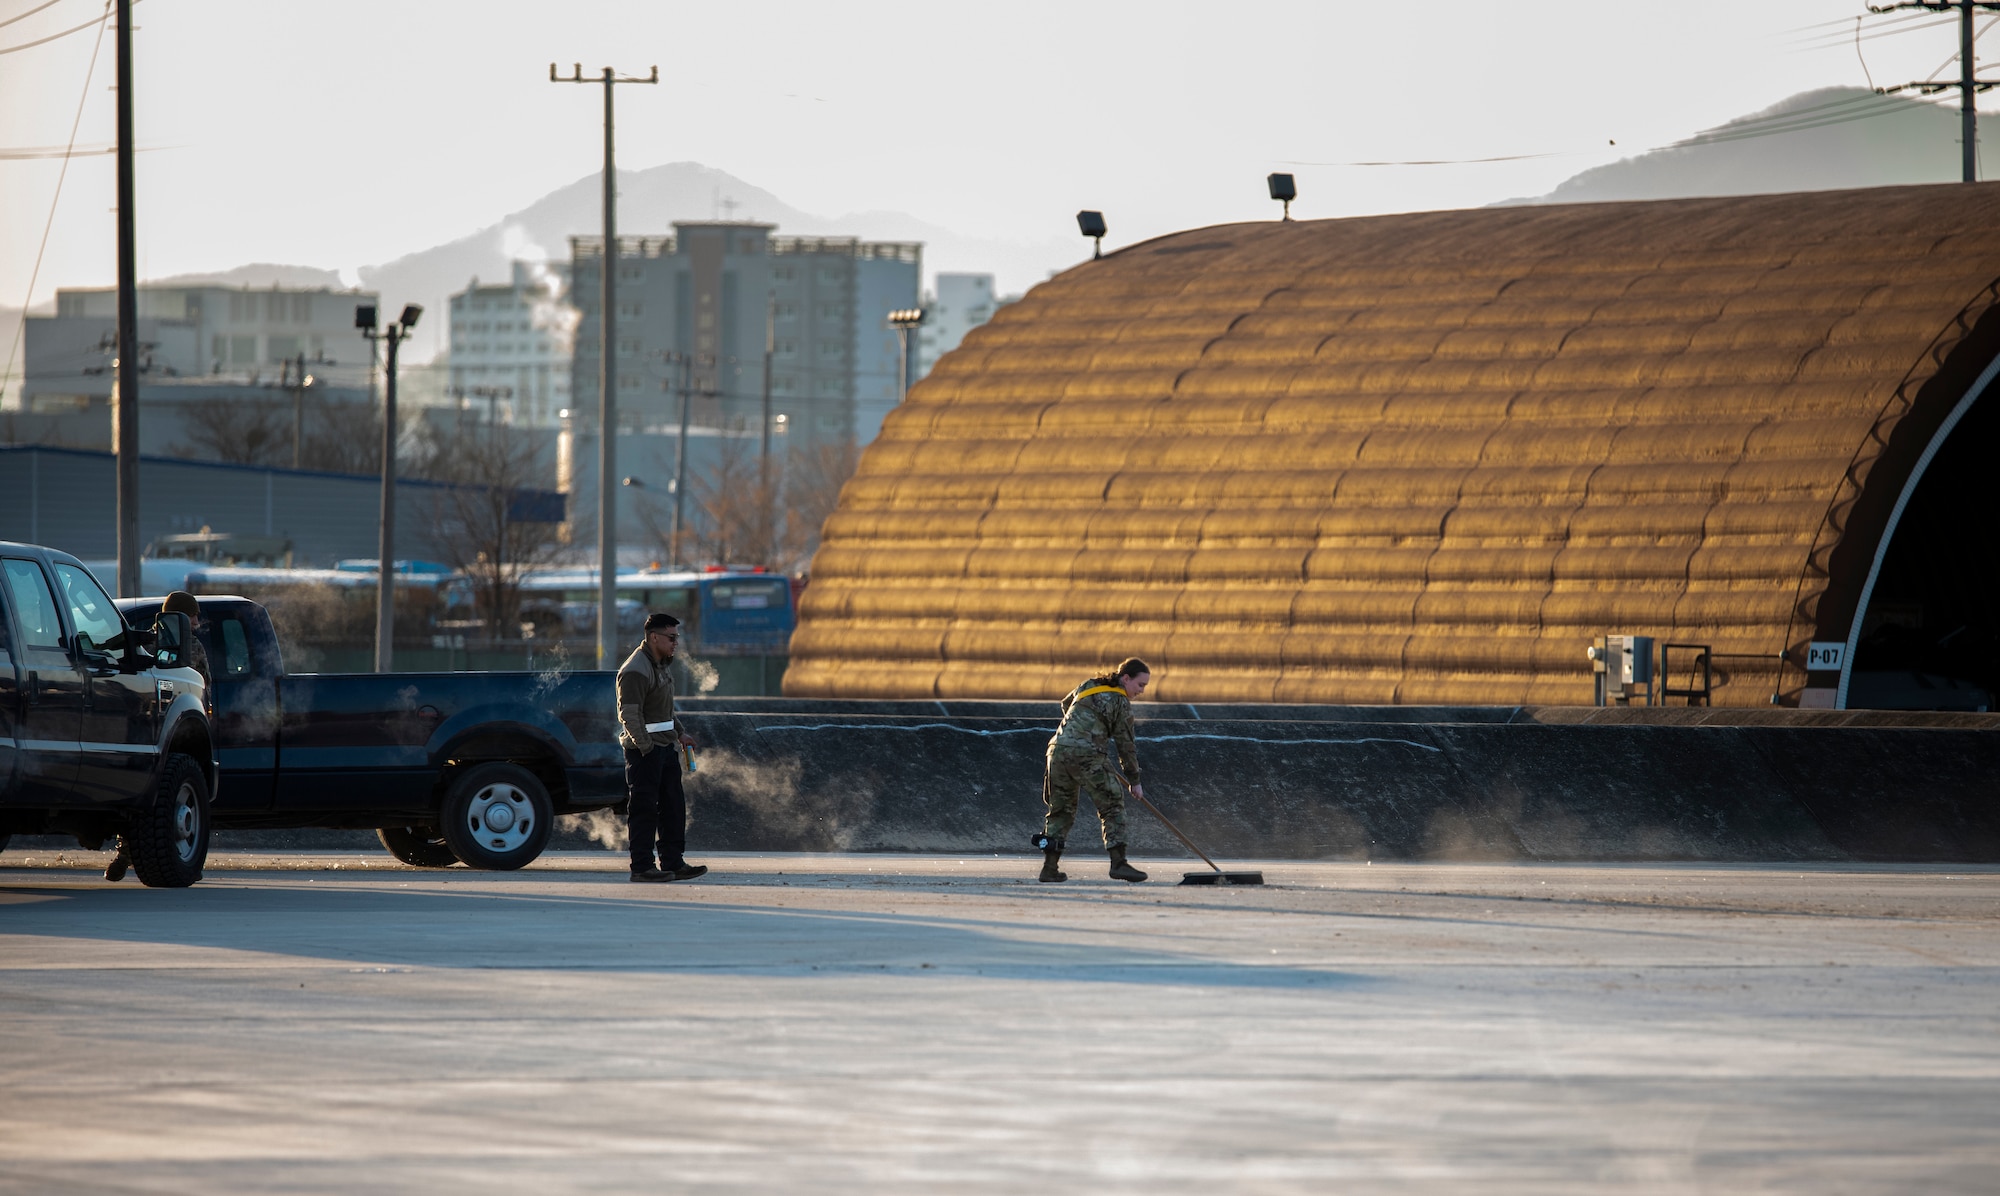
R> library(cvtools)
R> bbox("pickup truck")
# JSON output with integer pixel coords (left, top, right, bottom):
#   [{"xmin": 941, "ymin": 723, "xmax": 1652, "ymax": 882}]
[
  {"xmin": 0, "ymin": 542, "xmax": 216, "ymax": 886},
  {"xmin": 114, "ymin": 594, "xmax": 627, "ymax": 871}
]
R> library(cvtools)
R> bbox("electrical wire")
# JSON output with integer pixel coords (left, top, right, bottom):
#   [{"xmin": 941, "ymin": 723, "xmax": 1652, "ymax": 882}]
[
  {"xmin": 0, "ymin": 0, "xmax": 71, "ymax": 32},
  {"xmin": 1288, "ymin": 89, "xmax": 1958, "ymax": 168},
  {"xmin": 1918, "ymin": 13, "xmax": 2000, "ymax": 81},
  {"xmin": 1790, "ymin": 13, "xmax": 1955, "ymax": 52},
  {"xmin": 1, "ymin": 0, "xmax": 109, "ymax": 404},
  {"xmin": 0, "ymin": 0, "xmax": 129, "ymax": 55}
]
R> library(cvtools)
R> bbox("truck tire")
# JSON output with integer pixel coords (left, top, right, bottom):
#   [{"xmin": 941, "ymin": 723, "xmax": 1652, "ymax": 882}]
[
  {"xmin": 126, "ymin": 753, "xmax": 210, "ymax": 888},
  {"xmin": 377, "ymin": 826, "xmax": 459, "ymax": 868},
  {"xmin": 439, "ymin": 762, "xmax": 552, "ymax": 871}
]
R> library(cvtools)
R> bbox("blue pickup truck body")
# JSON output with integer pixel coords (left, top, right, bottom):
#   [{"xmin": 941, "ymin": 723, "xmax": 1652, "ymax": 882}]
[{"xmin": 115, "ymin": 596, "xmax": 627, "ymax": 849}]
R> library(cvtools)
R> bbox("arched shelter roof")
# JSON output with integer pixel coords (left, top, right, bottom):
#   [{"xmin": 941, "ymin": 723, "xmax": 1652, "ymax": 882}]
[{"xmin": 786, "ymin": 184, "xmax": 2000, "ymax": 705}]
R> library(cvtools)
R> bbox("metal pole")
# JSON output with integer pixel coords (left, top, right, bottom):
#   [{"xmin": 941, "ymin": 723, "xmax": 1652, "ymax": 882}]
[
  {"xmin": 597, "ymin": 67, "xmax": 619, "ymax": 667},
  {"xmin": 895, "ymin": 326, "xmax": 910, "ymax": 403},
  {"xmin": 673, "ymin": 356, "xmax": 691, "ymax": 566},
  {"xmin": 1964, "ymin": 0, "xmax": 1979, "ymax": 182},
  {"xmin": 761, "ymin": 296, "xmax": 774, "ymax": 473},
  {"xmin": 292, "ymin": 352, "xmax": 305, "ymax": 469},
  {"xmin": 113, "ymin": 0, "xmax": 140, "ymax": 597},
  {"xmin": 375, "ymin": 331, "xmax": 400, "ymax": 673}
]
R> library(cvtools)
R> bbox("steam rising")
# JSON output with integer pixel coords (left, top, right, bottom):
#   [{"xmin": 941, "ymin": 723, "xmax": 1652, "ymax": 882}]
[{"xmin": 500, "ymin": 225, "xmax": 579, "ymax": 356}]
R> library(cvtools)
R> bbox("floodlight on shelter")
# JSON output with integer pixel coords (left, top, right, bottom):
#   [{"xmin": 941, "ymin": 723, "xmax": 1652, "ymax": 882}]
[
  {"xmin": 1268, "ymin": 173, "xmax": 1296, "ymax": 221},
  {"xmin": 1077, "ymin": 210, "xmax": 1106, "ymax": 259}
]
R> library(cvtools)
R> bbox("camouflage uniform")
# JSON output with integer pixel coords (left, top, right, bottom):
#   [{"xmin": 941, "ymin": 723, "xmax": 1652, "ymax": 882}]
[{"xmin": 1043, "ymin": 676, "xmax": 1142, "ymax": 848}]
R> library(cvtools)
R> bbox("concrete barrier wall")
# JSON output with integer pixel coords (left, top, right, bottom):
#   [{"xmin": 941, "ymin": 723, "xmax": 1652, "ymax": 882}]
[{"xmin": 674, "ymin": 704, "xmax": 2000, "ymax": 863}]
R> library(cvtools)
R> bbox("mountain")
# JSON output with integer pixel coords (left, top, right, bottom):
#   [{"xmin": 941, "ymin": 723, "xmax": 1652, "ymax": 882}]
[
  {"xmin": 147, "ymin": 263, "xmax": 351, "ymax": 291},
  {"xmin": 357, "ymin": 161, "xmax": 1078, "ymax": 361},
  {"xmin": 1511, "ymin": 87, "xmax": 1971, "ymax": 206}
]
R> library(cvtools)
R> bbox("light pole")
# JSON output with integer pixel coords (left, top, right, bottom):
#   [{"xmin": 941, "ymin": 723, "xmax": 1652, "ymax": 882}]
[
  {"xmin": 359, "ymin": 302, "xmax": 422, "ymax": 673},
  {"xmin": 887, "ymin": 308, "xmax": 924, "ymax": 404}
]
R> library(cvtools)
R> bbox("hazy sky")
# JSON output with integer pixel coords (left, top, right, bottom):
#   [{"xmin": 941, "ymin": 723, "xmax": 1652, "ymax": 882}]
[{"xmin": 0, "ymin": 0, "xmax": 1986, "ymax": 317}]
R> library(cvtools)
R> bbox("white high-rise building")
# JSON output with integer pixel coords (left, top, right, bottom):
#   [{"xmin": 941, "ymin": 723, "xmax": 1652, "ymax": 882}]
[
  {"xmin": 446, "ymin": 262, "xmax": 574, "ymax": 427},
  {"xmin": 916, "ymin": 273, "xmax": 999, "ymax": 379}
]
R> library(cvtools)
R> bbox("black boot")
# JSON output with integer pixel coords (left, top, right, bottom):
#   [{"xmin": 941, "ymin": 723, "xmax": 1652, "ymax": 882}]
[
  {"xmin": 1108, "ymin": 844, "xmax": 1147, "ymax": 883},
  {"xmin": 1038, "ymin": 846, "xmax": 1066, "ymax": 883},
  {"xmin": 104, "ymin": 849, "xmax": 129, "ymax": 883}
]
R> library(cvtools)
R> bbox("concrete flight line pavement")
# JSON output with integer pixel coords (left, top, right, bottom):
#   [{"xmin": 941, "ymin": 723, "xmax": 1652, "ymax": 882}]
[{"xmin": 1, "ymin": 851, "xmax": 1996, "ymax": 1193}]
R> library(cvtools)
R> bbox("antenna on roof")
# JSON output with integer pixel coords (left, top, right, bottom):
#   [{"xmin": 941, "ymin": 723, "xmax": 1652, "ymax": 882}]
[
  {"xmin": 1267, "ymin": 173, "xmax": 1296, "ymax": 221},
  {"xmin": 1077, "ymin": 210, "xmax": 1106, "ymax": 260}
]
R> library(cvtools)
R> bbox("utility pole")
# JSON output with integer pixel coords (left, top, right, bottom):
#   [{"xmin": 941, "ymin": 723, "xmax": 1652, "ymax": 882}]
[
  {"xmin": 1870, "ymin": 0, "xmax": 2000, "ymax": 182},
  {"xmin": 673, "ymin": 354, "xmax": 695, "ymax": 566},
  {"xmin": 359, "ymin": 303, "xmax": 422, "ymax": 673},
  {"xmin": 114, "ymin": 0, "xmax": 140, "ymax": 597},
  {"xmin": 761, "ymin": 296, "xmax": 775, "ymax": 476},
  {"xmin": 550, "ymin": 62, "xmax": 657, "ymax": 667}
]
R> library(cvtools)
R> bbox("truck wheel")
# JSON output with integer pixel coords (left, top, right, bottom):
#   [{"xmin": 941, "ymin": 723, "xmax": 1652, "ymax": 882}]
[
  {"xmin": 377, "ymin": 826, "xmax": 459, "ymax": 868},
  {"xmin": 439, "ymin": 763, "xmax": 552, "ymax": 871},
  {"xmin": 126, "ymin": 754, "xmax": 210, "ymax": 888}
]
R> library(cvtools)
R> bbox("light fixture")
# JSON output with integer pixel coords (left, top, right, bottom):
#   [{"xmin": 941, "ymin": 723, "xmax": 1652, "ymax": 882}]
[
  {"xmin": 1077, "ymin": 210, "xmax": 1106, "ymax": 259},
  {"xmin": 354, "ymin": 304, "xmax": 378, "ymax": 330},
  {"xmin": 1267, "ymin": 173, "xmax": 1296, "ymax": 221},
  {"xmin": 399, "ymin": 304, "xmax": 423, "ymax": 329},
  {"xmin": 886, "ymin": 308, "xmax": 925, "ymax": 329}
]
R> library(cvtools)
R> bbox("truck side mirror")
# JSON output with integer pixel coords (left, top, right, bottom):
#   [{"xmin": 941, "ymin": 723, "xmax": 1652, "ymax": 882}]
[{"xmin": 154, "ymin": 611, "xmax": 190, "ymax": 669}]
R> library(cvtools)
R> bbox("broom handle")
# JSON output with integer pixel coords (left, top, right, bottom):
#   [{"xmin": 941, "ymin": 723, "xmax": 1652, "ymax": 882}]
[{"xmin": 1109, "ymin": 769, "xmax": 1222, "ymax": 873}]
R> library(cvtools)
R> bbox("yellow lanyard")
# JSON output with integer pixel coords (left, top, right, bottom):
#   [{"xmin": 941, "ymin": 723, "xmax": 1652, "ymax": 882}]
[{"xmin": 1072, "ymin": 684, "xmax": 1123, "ymax": 701}]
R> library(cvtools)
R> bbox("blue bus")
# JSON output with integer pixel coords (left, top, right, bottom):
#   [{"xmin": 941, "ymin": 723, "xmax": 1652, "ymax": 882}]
[{"xmin": 516, "ymin": 568, "xmax": 796, "ymax": 693}]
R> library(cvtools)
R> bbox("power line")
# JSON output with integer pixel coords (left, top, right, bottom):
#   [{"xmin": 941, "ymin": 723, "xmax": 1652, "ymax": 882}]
[
  {"xmin": 0, "ymin": 0, "xmax": 107, "ymax": 407},
  {"xmin": 0, "ymin": 0, "xmax": 131, "ymax": 55},
  {"xmin": 0, "ymin": 0, "xmax": 73, "ymax": 32},
  {"xmin": 1869, "ymin": 0, "xmax": 2000, "ymax": 182},
  {"xmin": 1283, "ymin": 90, "xmax": 1959, "ymax": 169}
]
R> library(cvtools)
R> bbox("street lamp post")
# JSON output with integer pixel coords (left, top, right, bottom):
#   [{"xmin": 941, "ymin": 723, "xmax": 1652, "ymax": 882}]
[
  {"xmin": 887, "ymin": 308, "xmax": 924, "ymax": 404},
  {"xmin": 358, "ymin": 302, "xmax": 423, "ymax": 674}
]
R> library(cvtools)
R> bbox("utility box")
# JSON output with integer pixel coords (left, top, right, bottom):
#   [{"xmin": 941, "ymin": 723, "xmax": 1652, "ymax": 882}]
[{"xmin": 1588, "ymin": 634, "xmax": 1655, "ymax": 706}]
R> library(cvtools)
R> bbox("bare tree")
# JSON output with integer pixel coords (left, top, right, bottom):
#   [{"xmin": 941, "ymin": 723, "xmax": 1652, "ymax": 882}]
[
  {"xmin": 780, "ymin": 438, "xmax": 859, "ymax": 572},
  {"xmin": 170, "ymin": 396, "xmax": 291, "ymax": 465},
  {"xmin": 690, "ymin": 436, "xmax": 783, "ymax": 568},
  {"xmin": 424, "ymin": 422, "xmax": 568, "ymax": 642}
]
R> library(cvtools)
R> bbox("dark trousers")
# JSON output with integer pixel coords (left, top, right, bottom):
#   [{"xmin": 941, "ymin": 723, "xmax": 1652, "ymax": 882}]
[{"xmin": 624, "ymin": 745, "xmax": 687, "ymax": 872}]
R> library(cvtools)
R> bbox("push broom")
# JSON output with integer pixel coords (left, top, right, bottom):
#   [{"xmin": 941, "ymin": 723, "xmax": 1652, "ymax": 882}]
[{"xmin": 1109, "ymin": 770, "xmax": 1264, "ymax": 886}]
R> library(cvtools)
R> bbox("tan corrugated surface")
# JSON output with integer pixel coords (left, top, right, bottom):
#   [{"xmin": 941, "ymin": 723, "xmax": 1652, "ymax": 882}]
[{"xmin": 789, "ymin": 186, "xmax": 2000, "ymax": 704}]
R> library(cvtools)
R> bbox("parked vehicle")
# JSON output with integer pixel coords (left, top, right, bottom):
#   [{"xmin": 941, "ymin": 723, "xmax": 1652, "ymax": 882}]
[
  {"xmin": 0, "ymin": 542, "xmax": 215, "ymax": 886},
  {"xmin": 515, "ymin": 567, "xmax": 796, "ymax": 656},
  {"xmin": 115, "ymin": 595, "xmax": 625, "ymax": 870}
]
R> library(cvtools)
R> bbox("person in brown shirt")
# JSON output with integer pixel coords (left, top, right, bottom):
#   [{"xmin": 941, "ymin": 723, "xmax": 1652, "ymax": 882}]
[{"xmin": 617, "ymin": 612, "xmax": 706, "ymax": 882}]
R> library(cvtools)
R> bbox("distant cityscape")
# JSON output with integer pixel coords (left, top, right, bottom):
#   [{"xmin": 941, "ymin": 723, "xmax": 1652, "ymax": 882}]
[{"xmin": 0, "ymin": 212, "xmax": 1019, "ymax": 566}]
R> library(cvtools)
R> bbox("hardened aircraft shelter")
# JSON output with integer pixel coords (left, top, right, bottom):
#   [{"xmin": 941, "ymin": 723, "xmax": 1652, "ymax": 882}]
[{"xmin": 788, "ymin": 184, "xmax": 2000, "ymax": 708}]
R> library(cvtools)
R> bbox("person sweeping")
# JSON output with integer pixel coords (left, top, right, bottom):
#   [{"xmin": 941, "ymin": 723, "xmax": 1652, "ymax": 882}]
[{"xmin": 1036, "ymin": 657, "xmax": 1152, "ymax": 884}]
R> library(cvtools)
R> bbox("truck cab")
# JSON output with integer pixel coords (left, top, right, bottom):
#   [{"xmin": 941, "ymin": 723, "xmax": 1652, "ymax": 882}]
[{"xmin": 0, "ymin": 542, "xmax": 216, "ymax": 886}]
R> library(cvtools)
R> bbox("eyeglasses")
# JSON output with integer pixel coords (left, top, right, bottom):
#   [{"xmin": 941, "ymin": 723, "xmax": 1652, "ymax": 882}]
[{"xmin": 650, "ymin": 631, "xmax": 679, "ymax": 641}]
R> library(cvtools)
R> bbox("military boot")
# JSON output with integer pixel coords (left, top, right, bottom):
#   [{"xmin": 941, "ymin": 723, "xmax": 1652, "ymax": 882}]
[
  {"xmin": 1108, "ymin": 844, "xmax": 1148, "ymax": 883},
  {"xmin": 1038, "ymin": 843, "xmax": 1067, "ymax": 883}
]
